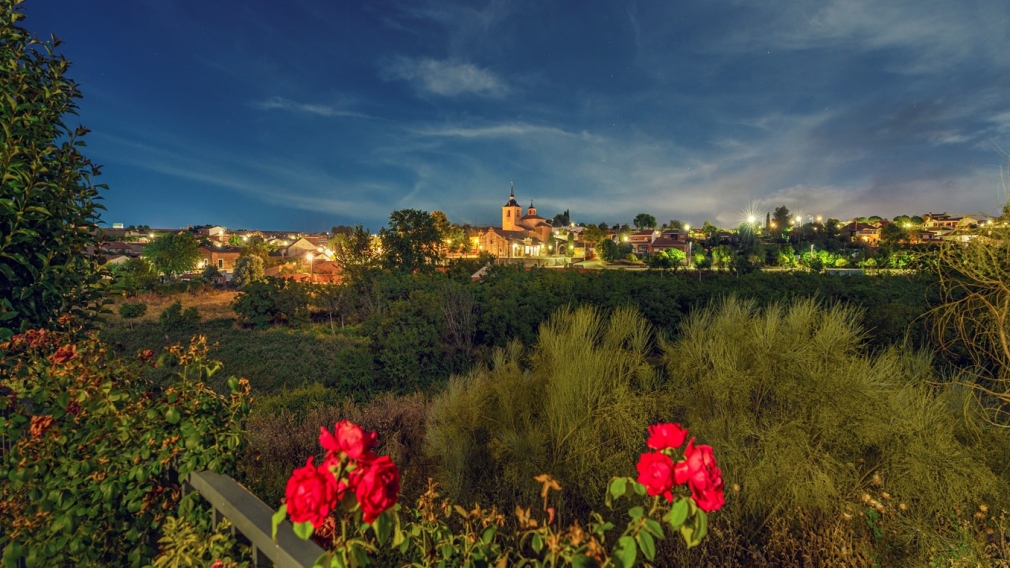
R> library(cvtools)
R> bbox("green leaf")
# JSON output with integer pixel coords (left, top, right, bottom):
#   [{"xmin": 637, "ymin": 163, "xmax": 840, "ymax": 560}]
[
  {"xmin": 271, "ymin": 504, "xmax": 288, "ymax": 540},
  {"xmin": 668, "ymin": 498, "xmax": 688, "ymax": 529},
  {"xmin": 532, "ymin": 533, "xmax": 543, "ymax": 553},
  {"xmin": 165, "ymin": 406, "xmax": 180, "ymax": 424},
  {"xmin": 373, "ymin": 511, "xmax": 392, "ymax": 545},
  {"xmin": 628, "ymin": 506, "xmax": 644, "ymax": 520},
  {"xmin": 293, "ymin": 521, "xmax": 315, "ymax": 540},
  {"xmin": 636, "ymin": 530, "xmax": 656, "ymax": 562},
  {"xmin": 614, "ymin": 535, "xmax": 637, "ymax": 568},
  {"xmin": 609, "ymin": 477, "xmax": 627, "ymax": 502}
]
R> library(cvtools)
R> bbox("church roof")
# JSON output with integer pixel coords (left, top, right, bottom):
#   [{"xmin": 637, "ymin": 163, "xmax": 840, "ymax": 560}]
[
  {"xmin": 504, "ymin": 181, "xmax": 520, "ymax": 207},
  {"xmin": 521, "ymin": 213, "xmax": 546, "ymax": 221}
]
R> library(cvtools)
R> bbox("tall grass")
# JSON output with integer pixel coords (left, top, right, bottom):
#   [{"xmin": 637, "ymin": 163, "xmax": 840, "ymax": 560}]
[
  {"xmin": 663, "ymin": 296, "xmax": 1010, "ymax": 564},
  {"xmin": 425, "ymin": 305, "xmax": 662, "ymax": 518}
]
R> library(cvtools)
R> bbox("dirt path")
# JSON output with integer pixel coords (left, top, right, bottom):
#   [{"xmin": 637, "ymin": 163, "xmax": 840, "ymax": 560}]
[{"xmin": 110, "ymin": 290, "xmax": 239, "ymax": 322}]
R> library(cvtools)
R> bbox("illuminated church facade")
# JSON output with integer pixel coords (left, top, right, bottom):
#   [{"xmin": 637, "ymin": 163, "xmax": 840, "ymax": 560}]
[{"xmin": 478, "ymin": 182, "xmax": 553, "ymax": 258}]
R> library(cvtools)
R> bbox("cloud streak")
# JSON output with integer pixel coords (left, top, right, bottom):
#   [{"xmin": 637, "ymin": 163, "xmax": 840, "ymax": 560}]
[
  {"xmin": 381, "ymin": 57, "xmax": 506, "ymax": 97},
  {"xmin": 252, "ymin": 96, "xmax": 371, "ymax": 118}
]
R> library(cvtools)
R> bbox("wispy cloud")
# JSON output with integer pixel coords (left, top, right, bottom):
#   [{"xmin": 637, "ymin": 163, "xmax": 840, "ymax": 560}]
[
  {"xmin": 414, "ymin": 122, "xmax": 599, "ymax": 141},
  {"xmin": 381, "ymin": 57, "xmax": 506, "ymax": 97},
  {"xmin": 252, "ymin": 96, "xmax": 370, "ymax": 118}
]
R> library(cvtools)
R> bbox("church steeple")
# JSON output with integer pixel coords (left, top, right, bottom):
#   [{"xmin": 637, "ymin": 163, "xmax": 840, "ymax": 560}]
[
  {"xmin": 502, "ymin": 181, "xmax": 522, "ymax": 230},
  {"xmin": 527, "ymin": 200, "xmax": 537, "ymax": 217}
]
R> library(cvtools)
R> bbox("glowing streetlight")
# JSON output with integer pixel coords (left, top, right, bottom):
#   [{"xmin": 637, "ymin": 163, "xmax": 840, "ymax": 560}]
[
  {"xmin": 794, "ymin": 216, "xmax": 802, "ymax": 225},
  {"xmin": 747, "ymin": 215, "xmax": 756, "ymax": 224},
  {"xmin": 306, "ymin": 253, "xmax": 314, "ymax": 281},
  {"xmin": 816, "ymin": 215, "xmax": 823, "ymax": 223},
  {"xmin": 683, "ymin": 223, "xmax": 691, "ymax": 231}
]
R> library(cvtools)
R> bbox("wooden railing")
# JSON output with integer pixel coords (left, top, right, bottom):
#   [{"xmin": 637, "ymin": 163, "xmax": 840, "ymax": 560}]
[{"xmin": 183, "ymin": 470, "xmax": 325, "ymax": 568}]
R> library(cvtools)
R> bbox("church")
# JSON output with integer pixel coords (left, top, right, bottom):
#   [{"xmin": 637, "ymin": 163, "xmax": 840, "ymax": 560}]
[{"xmin": 478, "ymin": 182, "xmax": 553, "ymax": 258}]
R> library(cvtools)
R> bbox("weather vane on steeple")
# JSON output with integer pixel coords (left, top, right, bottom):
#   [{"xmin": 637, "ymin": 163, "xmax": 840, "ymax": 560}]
[{"xmin": 510, "ymin": 181, "xmax": 515, "ymax": 198}]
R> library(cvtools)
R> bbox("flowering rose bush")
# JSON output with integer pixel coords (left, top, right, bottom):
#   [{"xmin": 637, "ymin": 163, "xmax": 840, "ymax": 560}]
[
  {"xmin": 272, "ymin": 420, "xmax": 401, "ymax": 564},
  {"xmin": 274, "ymin": 421, "xmax": 725, "ymax": 567}
]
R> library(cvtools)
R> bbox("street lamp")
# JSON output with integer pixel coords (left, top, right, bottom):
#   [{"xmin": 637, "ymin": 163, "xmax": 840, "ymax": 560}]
[{"xmin": 306, "ymin": 253, "xmax": 314, "ymax": 282}]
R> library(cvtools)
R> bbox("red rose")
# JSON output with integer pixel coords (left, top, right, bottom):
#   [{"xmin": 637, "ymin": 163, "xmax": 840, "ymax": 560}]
[
  {"xmin": 646, "ymin": 423, "xmax": 688, "ymax": 451},
  {"xmin": 636, "ymin": 451, "xmax": 676, "ymax": 501},
  {"xmin": 51, "ymin": 344, "xmax": 76, "ymax": 365},
  {"xmin": 350, "ymin": 455, "xmax": 400, "ymax": 523},
  {"xmin": 320, "ymin": 420, "xmax": 378, "ymax": 461},
  {"xmin": 673, "ymin": 439, "xmax": 725, "ymax": 513},
  {"xmin": 284, "ymin": 457, "xmax": 343, "ymax": 527}
]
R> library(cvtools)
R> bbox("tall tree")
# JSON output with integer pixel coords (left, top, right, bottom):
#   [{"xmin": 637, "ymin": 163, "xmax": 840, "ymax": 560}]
[
  {"xmin": 1, "ymin": 3, "xmax": 108, "ymax": 338},
  {"xmin": 329, "ymin": 224, "xmax": 376, "ymax": 272},
  {"xmin": 379, "ymin": 209, "xmax": 442, "ymax": 273},
  {"xmin": 552, "ymin": 209, "xmax": 570, "ymax": 227},
  {"xmin": 772, "ymin": 205, "xmax": 791, "ymax": 236},
  {"xmin": 142, "ymin": 232, "xmax": 200, "ymax": 277},
  {"xmin": 633, "ymin": 213, "xmax": 657, "ymax": 230}
]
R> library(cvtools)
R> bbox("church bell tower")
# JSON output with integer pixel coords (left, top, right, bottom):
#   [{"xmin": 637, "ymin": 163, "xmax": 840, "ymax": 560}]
[{"xmin": 502, "ymin": 181, "xmax": 521, "ymax": 231}]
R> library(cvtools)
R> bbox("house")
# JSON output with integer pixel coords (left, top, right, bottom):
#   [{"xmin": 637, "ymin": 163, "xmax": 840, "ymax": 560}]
[
  {"xmin": 628, "ymin": 230, "xmax": 659, "ymax": 254},
  {"xmin": 843, "ymin": 222, "xmax": 881, "ymax": 246},
  {"xmin": 649, "ymin": 230, "xmax": 691, "ymax": 255},
  {"xmin": 284, "ymin": 238, "xmax": 320, "ymax": 258},
  {"xmin": 198, "ymin": 245, "xmax": 242, "ymax": 273}
]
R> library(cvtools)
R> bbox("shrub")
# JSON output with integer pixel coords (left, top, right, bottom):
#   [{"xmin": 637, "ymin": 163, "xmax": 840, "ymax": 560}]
[
  {"xmin": 425, "ymin": 305, "xmax": 661, "ymax": 517},
  {"xmin": 0, "ymin": 332, "xmax": 250, "ymax": 566},
  {"xmin": 159, "ymin": 300, "xmax": 200, "ymax": 333},
  {"xmin": 118, "ymin": 302, "xmax": 147, "ymax": 329},
  {"xmin": 662, "ymin": 296, "xmax": 1010, "ymax": 564},
  {"xmin": 231, "ymin": 278, "xmax": 310, "ymax": 329},
  {"xmin": 232, "ymin": 255, "xmax": 264, "ymax": 288},
  {"xmin": 0, "ymin": 2, "xmax": 107, "ymax": 340}
]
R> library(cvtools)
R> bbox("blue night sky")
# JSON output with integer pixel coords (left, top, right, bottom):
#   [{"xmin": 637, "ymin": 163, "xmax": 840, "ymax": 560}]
[{"xmin": 25, "ymin": 0, "xmax": 1010, "ymax": 231}]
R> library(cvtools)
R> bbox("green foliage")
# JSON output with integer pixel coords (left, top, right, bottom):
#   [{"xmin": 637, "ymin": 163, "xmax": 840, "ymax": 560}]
[
  {"xmin": 662, "ymin": 297, "xmax": 1010, "ymax": 563},
  {"xmin": 633, "ymin": 213, "xmax": 657, "ymax": 230},
  {"xmin": 160, "ymin": 300, "xmax": 200, "ymax": 333},
  {"xmin": 152, "ymin": 504, "xmax": 249, "ymax": 568},
  {"xmin": 231, "ymin": 278, "xmax": 311, "ymax": 329},
  {"xmin": 0, "ymin": 2, "xmax": 108, "ymax": 339},
  {"xmin": 117, "ymin": 302, "xmax": 147, "ymax": 328},
  {"xmin": 143, "ymin": 232, "xmax": 201, "ymax": 278},
  {"xmin": 379, "ymin": 209, "xmax": 442, "ymax": 273},
  {"xmin": 426, "ymin": 305, "xmax": 660, "ymax": 515},
  {"xmin": 0, "ymin": 332, "xmax": 250, "ymax": 566},
  {"xmin": 596, "ymin": 238, "xmax": 618, "ymax": 262},
  {"xmin": 111, "ymin": 257, "xmax": 160, "ymax": 296},
  {"xmin": 231, "ymin": 255, "xmax": 264, "ymax": 288},
  {"xmin": 368, "ymin": 288, "xmax": 446, "ymax": 392}
]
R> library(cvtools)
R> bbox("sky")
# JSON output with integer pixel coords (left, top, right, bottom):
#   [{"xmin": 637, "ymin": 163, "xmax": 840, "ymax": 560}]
[{"xmin": 23, "ymin": 0, "xmax": 1010, "ymax": 231}]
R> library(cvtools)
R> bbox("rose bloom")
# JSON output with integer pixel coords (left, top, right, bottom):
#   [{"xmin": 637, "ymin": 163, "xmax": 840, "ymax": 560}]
[
  {"xmin": 636, "ymin": 451, "xmax": 676, "ymax": 501},
  {"xmin": 674, "ymin": 439, "xmax": 725, "ymax": 513},
  {"xmin": 285, "ymin": 457, "xmax": 344, "ymax": 527},
  {"xmin": 350, "ymin": 455, "xmax": 400, "ymax": 523},
  {"xmin": 646, "ymin": 423, "xmax": 688, "ymax": 451},
  {"xmin": 320, "ymin": 420, "xmax": 378, "ymax": 461}
]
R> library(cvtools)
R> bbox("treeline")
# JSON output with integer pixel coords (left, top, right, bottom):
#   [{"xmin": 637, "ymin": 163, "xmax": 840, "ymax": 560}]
[{"xmin": 106, "ymin": 265, "xmax": 936, "ymax": 401}]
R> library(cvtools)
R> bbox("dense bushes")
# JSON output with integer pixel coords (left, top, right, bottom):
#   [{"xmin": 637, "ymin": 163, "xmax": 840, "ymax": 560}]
[
  {"xmin": 232, "ymin": 277, "xmax": 310, "ymax": 329},
  {"xmin": 661, "ymin": 297, "xmax": 1010, "ymax": 565},
  {"xmin": 0, "ymin": 331, "xmax": 250, "ymax": 566},
  {"xmin": 159, "ymin": 300, "xmax": 200, "ymax": 333},
  {"xmin": 0, "ymin": 3, "xmax": 107, "ymax": 340},
  {"xmin": 425, "ymin": 306, "xmax": 662, "ymax": 517}
]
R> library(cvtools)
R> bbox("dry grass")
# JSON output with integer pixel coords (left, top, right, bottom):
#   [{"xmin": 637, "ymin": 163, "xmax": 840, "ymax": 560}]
[
  {"xmin": 238, "ymin": 392, "xmax": 434, "ymax": 507},
  {"xmin": 108, "ymin": 290, "xmax": 239, "ymax": 322}
]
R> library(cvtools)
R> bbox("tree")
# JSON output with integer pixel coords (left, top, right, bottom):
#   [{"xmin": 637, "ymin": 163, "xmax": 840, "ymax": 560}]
[
  {"xmin": 232, "ymin": 255, "xmax": 265, "ymax": 288},
  {"xmin": 330, "ymin": 225, "xmax": 376, "ymax": 274},
  {"xmin": 1, "ymin": 4, "xmax": 108, "ymax": 338},
  {"xmin": 581, "ymin": 225, "xmax": 609, "ymax": 249},
  {"xmin": 142, "ymin": 232, "xmax": 200, "ymax": 277},
  {"xmin": 430, "ymin": 211, "xmax": 451, "ymax": 241},
  {"xmin": 313, "ymin": 283, "xmax": 347, "ymax": 334},
  {"xmin": 117, "ymin": 302, "xmax": 147, "ymax": 329},
  {"xmin": 552, "ymin": 209, "xmax": 570, "ymax": 227},
  {"xmin": 667, "ymin": 219, "xmax": 684, "ymax": 230},
  {"xmin": 772, "ymin": 205, "xmax": 791, "ymax": 236},
  {"xmin": 379, "ymin": 209, "xmax": 442, "ymax": 273},
  {"xmin": 112, "ymin": 257, "xmax": 159, "ymax": 295},
  {"xmin": 879, "ymin": 223, "xmax": 907, "ymax": 247},
  {"xmin": 595, "ymin": 239, "xmax": 618, "ymax": 262},
  {"xmin": 633, "ymin": 213, "xmax": 656, "ymax": 230}
]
